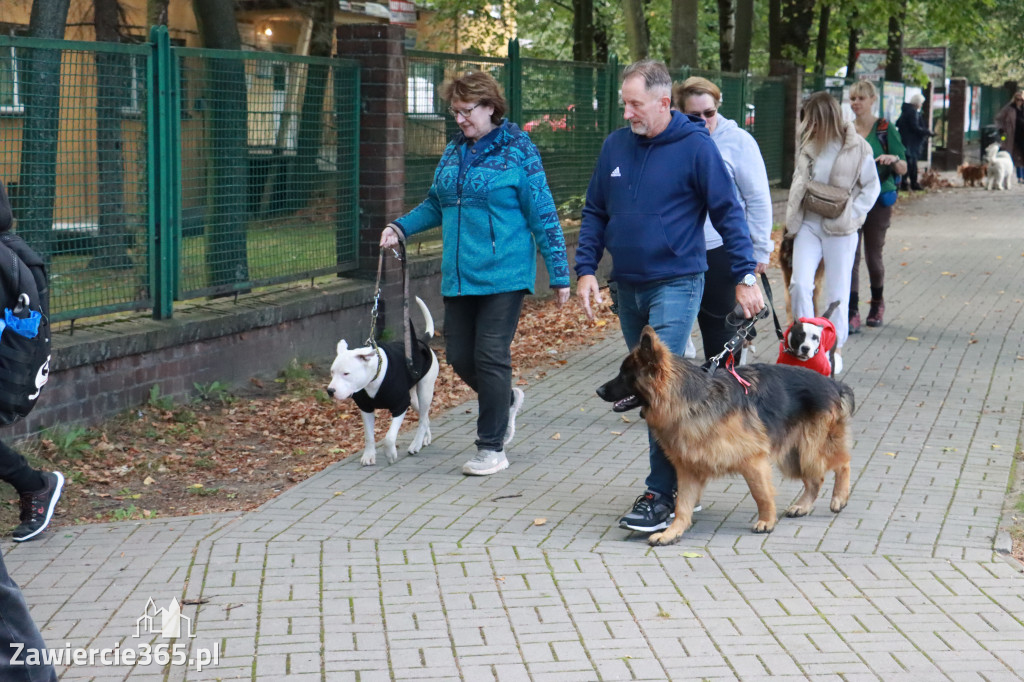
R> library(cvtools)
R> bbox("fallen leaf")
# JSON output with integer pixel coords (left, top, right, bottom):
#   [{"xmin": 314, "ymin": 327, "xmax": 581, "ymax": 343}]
[
  {"xmin": 906, "ymin": 336, "xmax": 919, "ymax": 341},
  {"xmin": 143, "ymin": 476, "xmax": 156, "ymax": 486},
  {"xmin": 610, "ymin": 431, "xmax": 622, "ymax": 436},
  {"xmin": 681, "ymin": 552, "xmax": 703, "ymax": 558},
  {"xmin": 182, "ymin": 598, "xmax": 209, "ymax": 605},
  {"xmin": 621, "ymin": 416, "xmax": 631, "ymax": 423},
  {"xmin": 884, "ymin": 452, "xmax": 897, "ymax": 457},
  {"xmin": 551, "ymin": 433, "xmax": 561, "ymax": 440},
  {"xmin": 533, "ymin": 518, "xmax": 547, "ymax": 526}
]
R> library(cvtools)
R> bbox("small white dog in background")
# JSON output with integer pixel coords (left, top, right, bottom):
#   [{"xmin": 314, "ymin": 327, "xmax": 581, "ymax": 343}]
[
  {"xmin": 327, "ymin": 297, "xmax": 439, "ymax": 466},
  {"xmin": 984, "ymin": 143, "xmax": 1014, "ymax": 191}
]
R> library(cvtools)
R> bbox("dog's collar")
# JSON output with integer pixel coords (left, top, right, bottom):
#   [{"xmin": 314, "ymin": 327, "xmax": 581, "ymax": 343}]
[{"xmin": 370, "ymin": 346, "xmax": 383, "ymax": 382}]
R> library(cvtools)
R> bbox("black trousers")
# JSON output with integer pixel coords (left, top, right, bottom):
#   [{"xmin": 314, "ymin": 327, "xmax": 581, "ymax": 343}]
[
  {"xmin": 444, "ymin": 291, "xmax": 525, "ymax": 452},
  {"xmin": 697, "ymin": 246, "xmax": 741, "ymax": 361},
  {"xmin": 904, "ymin": 150, "xmax": 920, "ymax": 188},
  {"xmin": 1, "ymin": 553, "xmax": 57, "ymax": 681},
  {"xmin": 0, "ymin": 439, "xmax": 43, "ymax": 495}
]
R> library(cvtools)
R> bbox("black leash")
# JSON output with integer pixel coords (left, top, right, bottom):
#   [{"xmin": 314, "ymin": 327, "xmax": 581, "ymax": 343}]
[
  {"xmin": 366, "ymin": 243, "xmax": 420, "ymax": 382},
  {"xmin": 705, "ymin": 273, "xmax": 784, "ymax": 376}
]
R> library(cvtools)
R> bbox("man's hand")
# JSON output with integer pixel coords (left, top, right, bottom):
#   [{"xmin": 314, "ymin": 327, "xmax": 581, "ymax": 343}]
[
  {"xmin": 554, "ymin": 287, "xmax": 571, "ymax": 308},
  {"xmin": 379, "ymin": 225, "xmax": 400, "ymax": 249},
  {"xmin": 755, "ymin": 262, "xmax": 768, "ymax": 275},
  {"xmin": 576, "ymin": 274, "xmax": 603, "ymax": 321},
  {"xmin": 734, "ymin": 283, "xmax": 765, "ymax": 319}
]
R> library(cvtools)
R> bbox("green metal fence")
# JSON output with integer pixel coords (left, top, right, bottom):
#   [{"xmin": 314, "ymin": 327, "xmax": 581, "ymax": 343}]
[
  {"xmin": 1, "ymin": 35, "xmax": 152, "ymax": 322},
  {"xmin": 172, "ymin": 46, "xmax": 360, "ymax": 300},
  {"xmin": 401, "ymin": 51, "xmax": 791, "ymax": 215},
  {"xmin": 0, "ymin": 30, "xmax": 360, "ymax": 323}
]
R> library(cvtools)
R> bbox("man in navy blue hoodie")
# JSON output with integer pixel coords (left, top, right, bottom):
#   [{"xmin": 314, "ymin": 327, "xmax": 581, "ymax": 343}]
[{"xmin": 575, "ymin": 59, "xmax": 764, "ymax": 534}]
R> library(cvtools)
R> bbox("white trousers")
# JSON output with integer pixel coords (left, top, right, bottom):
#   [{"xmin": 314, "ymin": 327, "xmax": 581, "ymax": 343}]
[{"xmin": 789, "ymin": 221, "xmax": 859, "ymax": 348}]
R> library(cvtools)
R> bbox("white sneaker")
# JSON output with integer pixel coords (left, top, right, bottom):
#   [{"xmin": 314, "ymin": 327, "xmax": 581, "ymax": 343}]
[
  {"xmin": 833, "ymin": 350, "xmax": 843, "ymax": 376},
  {"xmin": 462, "ymin": 449, "xmax": 509, "ymax": 476},
  {"xmin": 503, "ymin": 387, "xmax": 525, "ymax": 445}
]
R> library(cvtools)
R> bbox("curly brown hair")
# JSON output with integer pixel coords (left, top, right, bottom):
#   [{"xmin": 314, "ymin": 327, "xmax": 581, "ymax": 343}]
[{"xmin": 441, "ymin": 71, "xmax": 507, "ymax": 125}]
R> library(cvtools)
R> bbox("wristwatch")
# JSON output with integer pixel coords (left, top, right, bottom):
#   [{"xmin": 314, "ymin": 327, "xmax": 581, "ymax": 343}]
[{"xmin": 739, "ymin": 273, "xmax": 757, "ymax": 287}]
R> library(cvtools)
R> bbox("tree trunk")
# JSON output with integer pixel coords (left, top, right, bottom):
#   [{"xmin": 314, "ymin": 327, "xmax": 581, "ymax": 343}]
[
  {"xmin": 718, "ymin": 0, "xmax": 735, "ymax": 72},
  {"xmin": 733, "ymin": 0, "xmax": 754, "ymax": 72},
  {"xmin": 814, "ymin": 2, "xmax": 830, "ymax": 75},
  {"xmin": 768, "ymin": 0, "xmax": 780, "ymax": 62},
  {"xmin": 573, "ymin": 0, "xmax": 594, "ymax": 62},
  {"xmin": 192, "ymin": 0, "xmax": 250, "ymax": 289},
  {"xmin": 147, "ymin": 0, "xmax": 169, "ymax": 26},
  {"xmin": 670, "ymin": 0, "xmax": 697, "ymax": 69},
  {"xmin": 622, "ymin": 0, "xmax": 649, "ymax": 61},
  {"xmin": 845, "ymin": 8, "xmax": 860, "ymax": 78},
  {"xmin": 16, "ymin": 0, "xmax": 71, "ymax": 261},
  {"xmin": 90, "ymin": 0, "xmax": 133, "ymax": 270},
  {"xmin": 292, "ymin": 0, "xmax": 335, "ymax": 211},
  {"xmin": 885, "ymin": 0, "xmax": 907, "ymax": 82}
]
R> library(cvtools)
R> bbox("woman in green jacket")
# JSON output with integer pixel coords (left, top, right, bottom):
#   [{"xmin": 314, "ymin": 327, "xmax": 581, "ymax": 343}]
[{"xmin": 848, "ymin": 79, "xmax": 907, "ymax": 330}]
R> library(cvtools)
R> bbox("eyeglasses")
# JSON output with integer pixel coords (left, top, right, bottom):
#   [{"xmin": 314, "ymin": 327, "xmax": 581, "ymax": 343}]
[
  {"xmin": 685, "ymin": 108, "xmax": 718, "ymax": 119},
  {"xmin": 448, "ymin": 103, "xmax": 481, "ymax": 119}
]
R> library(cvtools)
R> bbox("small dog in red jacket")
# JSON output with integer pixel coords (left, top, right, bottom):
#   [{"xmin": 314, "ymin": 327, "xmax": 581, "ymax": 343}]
[{"xmin": 777, "ymin": 301, "xmax": 840, "ymax": 378}]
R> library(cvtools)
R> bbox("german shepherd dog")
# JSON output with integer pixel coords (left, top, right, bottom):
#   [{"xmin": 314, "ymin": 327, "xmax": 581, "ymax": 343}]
[{"xmin": 597, "ymin": 326, "xmax": 855, "ymax": 546}]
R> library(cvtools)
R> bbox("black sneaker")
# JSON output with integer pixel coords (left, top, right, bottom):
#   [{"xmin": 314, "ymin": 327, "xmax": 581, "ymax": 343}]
[
  {"xmin": 12, "ymin": 472, "xmax": 64, "ymax": 542},
  {"xmin": 618, "ymin": 491, "xmax": 674, "ymax": 532}
]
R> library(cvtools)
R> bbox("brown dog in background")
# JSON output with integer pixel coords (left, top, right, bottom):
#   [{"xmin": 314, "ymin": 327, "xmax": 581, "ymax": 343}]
[
  {"xmin": 779, "ymin": 236, "xmax": 824, "ymax": 324},
  {"xmin": 957, "ymin": 163, "xmax": 987, "ymax": 187}
]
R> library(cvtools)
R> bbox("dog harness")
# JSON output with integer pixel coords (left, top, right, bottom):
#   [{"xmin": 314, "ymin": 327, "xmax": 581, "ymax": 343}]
[
  {"xmin": 352, "ymin": 340, "xmax": 434, "ymax": 417},
  {"xmin": 776, "ymin": 316, "xmax": 837, "ymax": 377}
]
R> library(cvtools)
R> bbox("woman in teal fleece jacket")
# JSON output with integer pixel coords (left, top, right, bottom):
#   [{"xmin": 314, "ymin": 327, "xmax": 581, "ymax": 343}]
[{"xmin": 381, "ymin": 71, "xmax": 570, "ymax": 477}]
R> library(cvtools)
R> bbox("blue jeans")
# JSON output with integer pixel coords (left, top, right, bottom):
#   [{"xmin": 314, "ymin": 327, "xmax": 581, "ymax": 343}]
[
  {"xmin": 1, "ymin": 553, "xmax": 57, "ymax": 681},
  {"xmin": 616, "ymin": 275, "xmax": 704, "ymax": 497}
]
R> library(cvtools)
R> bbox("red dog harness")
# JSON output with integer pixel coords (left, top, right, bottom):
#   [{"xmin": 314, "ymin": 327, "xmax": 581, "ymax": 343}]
[{"xmin": 776, "ymin": 316, "xmax": 837, "ymax": 377}]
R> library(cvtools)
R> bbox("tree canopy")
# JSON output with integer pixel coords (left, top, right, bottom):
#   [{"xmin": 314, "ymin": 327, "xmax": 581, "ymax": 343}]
[{"xmin": 418, "ymin": 0, "xmax": 1023, "ymax": 84}]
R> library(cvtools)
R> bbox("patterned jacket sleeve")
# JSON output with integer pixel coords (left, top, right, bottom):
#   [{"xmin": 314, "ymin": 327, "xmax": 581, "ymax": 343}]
[
  {"xmin": 516, "ymin": 135, "xmax": 571, "ymax": 288},
  {"xmin": 393, "ymin": 146, "xmax": 452, "ymax": 237}
]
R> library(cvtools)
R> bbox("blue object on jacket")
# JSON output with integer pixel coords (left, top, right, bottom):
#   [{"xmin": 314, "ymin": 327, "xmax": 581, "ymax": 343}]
[
  {"xmin": 394, "ymin": 120, "xmax": 570, "ymax": 297},
  {"xmin": 575, "ymin": 110, "xmax": 756, "ymax": 285}
]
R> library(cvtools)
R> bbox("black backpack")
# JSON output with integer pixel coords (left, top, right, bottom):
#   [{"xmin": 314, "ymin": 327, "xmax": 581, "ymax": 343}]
[{"xmin": 0, "ymin": 183, "xmax": 51, "ymax": 426}]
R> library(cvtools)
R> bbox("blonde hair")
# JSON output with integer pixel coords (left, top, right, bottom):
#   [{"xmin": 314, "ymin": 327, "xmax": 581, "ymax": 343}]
[
  {"xmin": 441, "ymin": 71, "xmax": 507, "ymax": 125},
  {"xmin": 849, "ymin": 79, "xmax": 878, "ymax": 100},
  {"xmin": 800, "ymin": 92, "xmax": 845, "ymax": 152},
  {"xmin": 673, "ymin": 77, "xmax": 722, "ymax": 110}
]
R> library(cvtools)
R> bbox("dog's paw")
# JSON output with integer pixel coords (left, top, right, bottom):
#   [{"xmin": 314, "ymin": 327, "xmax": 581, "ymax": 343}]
[
  {"xmin": 829, "ymin": 498, "xmax": 848, "ymax": 513},
  {"xmin": 647, "ymin": 530, "xmax": 683, "ymax": 546},
  {"xmin": 784, "ymin": 504, "xmax": 813, "ymax": 518},
  {"xmin": 407, "ymin": 427, "xmax": 431, "ymax": 455},
  {"xmin": 382, "ymin": 441, "xmax": 399, "ymax": 464},
  {"xmin": 752, "ymin": 519, "xmax": 776, "ymax": 533},
  {"xmin": 359, "ymin": 450, "xmax": 377, "ymax": 467}
]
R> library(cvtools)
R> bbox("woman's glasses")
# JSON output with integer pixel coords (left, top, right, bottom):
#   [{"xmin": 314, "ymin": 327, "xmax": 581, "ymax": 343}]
[
  {"xmin": 448, "ymin": 103, "xmax": 481, "ymax": 119},
  {"xmin": 685, "ymin": 107, "xmax": 718, "ymax": 120}
]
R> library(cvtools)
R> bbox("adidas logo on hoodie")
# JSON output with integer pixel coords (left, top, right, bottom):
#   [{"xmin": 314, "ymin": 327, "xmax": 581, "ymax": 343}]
[{"xmin": 610, "ymin": 166, "xmax": 621, "ymax": 177}]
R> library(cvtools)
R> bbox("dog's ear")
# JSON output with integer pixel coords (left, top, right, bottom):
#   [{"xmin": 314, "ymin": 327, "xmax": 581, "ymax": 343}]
[
  {"xmin": 356, "ymin": 349, "xmax": 377, "ymax": 364},
  {"xmin": 638, "ymin": 325, "xmax": 668, "ymax": 365},
  {"xmin": 337, "ymin": 339, "xmax": 349, "ymax": 354}
]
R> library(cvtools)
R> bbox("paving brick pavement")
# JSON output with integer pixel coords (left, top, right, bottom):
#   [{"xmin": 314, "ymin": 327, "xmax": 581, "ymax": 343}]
[{"xmin": 3, "ymin": 185, "xmax": 1024, "ymax": 680}]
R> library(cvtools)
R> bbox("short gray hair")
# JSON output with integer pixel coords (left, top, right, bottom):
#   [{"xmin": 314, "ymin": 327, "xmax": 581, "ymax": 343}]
[
  {"xmin": 909, "ymin": 93, "xmax": 925, "ymax": 106},
  {"xmin": 621, "ymin": 59, "xmax": 672, "ymax": 95}
]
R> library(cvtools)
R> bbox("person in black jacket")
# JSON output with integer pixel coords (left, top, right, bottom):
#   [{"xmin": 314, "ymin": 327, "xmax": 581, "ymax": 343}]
[{"xmin": 895, "ymin": 94, "xmax": 932, "ymax": 191}]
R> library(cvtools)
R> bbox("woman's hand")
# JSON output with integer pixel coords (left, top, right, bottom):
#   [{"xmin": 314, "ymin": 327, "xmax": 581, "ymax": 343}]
[
  {"xmin": 875, "ymin": 154, "xmax": 900, "ymax": 166},
  {"xmin": 554, "ymin": 287, "xmax": 571, "ymax": 308},
  {"xmin": 379, "ymin": 225, "xmax": 400, "ymax": 248}
]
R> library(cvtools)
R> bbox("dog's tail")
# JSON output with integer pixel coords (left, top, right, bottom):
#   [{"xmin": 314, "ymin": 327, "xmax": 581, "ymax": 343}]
[
  {"xmin": 821, "ymin": 300, "xmax": 841, "ymax": 321},
  {"xmin": 838, "ymin": 382, "xmax": 855, "ymax": 418},
  {"xmin": 414, "ymin": 296, "xmax": 435, "ymax": 339}
]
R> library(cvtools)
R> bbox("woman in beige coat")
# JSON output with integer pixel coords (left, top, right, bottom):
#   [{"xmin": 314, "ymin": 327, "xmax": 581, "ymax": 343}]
[{"xmin": 785, "ymin": 92, "xmax": 880, "ymax": 374}]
